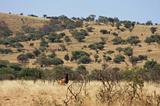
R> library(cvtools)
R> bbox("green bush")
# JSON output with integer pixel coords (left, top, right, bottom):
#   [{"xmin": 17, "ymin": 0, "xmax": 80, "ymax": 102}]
[
  {"xmin": 113, "ymin": 55, "xmax": 125, "ymax": 63},
  {"xmin": 0, "ymin": 60, "xmax": 10, "ymax": 68},
  {"xmin": 145, "ymin": 35, "xmax": 160, "ymax": 44},
  {"xmin": 71, "ymin": 51, "xmax": 90, "ymax": 60},
  {"xmin": 26, "ymin": 52, "xmax": 35, "ymax": 59},
  {"xmin": 48, "ymin": 52, "xmax": 56, "ymax": 58},
  {"xmin": 50, "ymin": 57, "xmax": 64, "ymax": 65},
  {"xmin": 40, "ymin": 38, "xmax": 48, "ymax": 47},
  {"xmin": 19, "ymin": 68, "xmax": 42, "ymax": 80},
  {"xmin": 88, "ymin": 42, "xmax": 104, "ymax": 50},
  {"xmin": 127, "ymin": 36, "xmax": 140, "ymax": 45},
  {"xmin": 48, "ymin": 33, "xmax": 63, "ymax": 43},
  {"xmin": 112, "ymin": 37, "xmax": 125, "ymax": 45},
  {"xmin": 72, "ymin": 30, "xmax": 88, "ymax": 42},
  {"xmin": 123, "ymin": 47, "xmax": 133, "ymax": 56},
  {"xmin": 0, "ymin": 48, "xmax": 13, "ymax": 54},
  {"xmin": 78, "ymin": 56, "xmax": 91, "ymax": 64},
  {"xmin": 144, "ymin": 60, "xmax": 157, "ymax": 70},
  {"xmin": 116, "ymin": 47, "xmax": 124, "ymax": 53}
]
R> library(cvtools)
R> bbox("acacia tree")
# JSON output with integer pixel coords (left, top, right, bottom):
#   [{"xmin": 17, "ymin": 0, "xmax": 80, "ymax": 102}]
[{"xmin": 150, "ymin": 27, "xmax": 157, "ymax": 34}]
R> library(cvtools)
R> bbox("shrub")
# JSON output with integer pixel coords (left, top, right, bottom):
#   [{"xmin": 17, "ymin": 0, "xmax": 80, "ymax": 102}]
[
  {"xmin": 127, "ymin": 36, "xmax": 140, "ymax": 45},
  {"xmin": 71, "ymin": 51, "xmax": 90, "ymax": 60},
  {"xmin": 88, "ymin": 42, "xmax": 104, "ymax": 50},
  {"xmin": 48, "ymin": 33, "xmax": 63, "ymax": 43},
  {"xmin": 78, "ymin": 56, "xmax": 91, "ymax": 64},
  {"xmin": 113, "ymin": 55, "xmax": 125, "ymax": 63},
  {"xmin": 100, "ymin": 29, "xmax": 110, "ymax": 34},
  {"xmin": 0, "ymin": 67, "xmax": 15, "ymax": 80},
  {"xmin": 59, "ymin": 44, "xmax": 67, "ymax": 51},
  {"xmin": 150, "ymin": 27, "xmax": 157, "ymax": 34},
  {"xmin": 72, "ymin": 30, "xmax": 88, "ymax": 42},
  {"xmin": 19, "ymin": 68, "xmax": 42, "ymax": 80},
  {"xmin": 107, "ymin": 50, "xmax": 115, "ymax": 54},
  {"xmin": 37, "ymin": 56, "xmax": 51, "ymax": 67},
  {"xmin": 48, "ymin": 52, "xmax": 56, "ymax": 58},
  {"xmin": 10, "ymin": 42, "xmax": 24, "ymax": 48},
  {"xmin": 129, "ymin": 56, "xmax": 139, "ymax": 65},
  {"xmin": 138, "ymin": 55, "xmax": 147, "ymax": 61},
  {"xmin": 26, "ymin": 52, "xmax": 35, "ymax": 59},
  {"xmin": 104, "ymin": 56, "xmax": 112, "ymax": 62},
  {"xmin": 33, "ymin": 49, "xmax": 41, "ymax": 57},
  {"xmin": 144, "ymin": 60, "xmax": 157, "ymax": 70},
  {"xmin": 0, "ymin": 60, "xmax": 10, "ymax": 68},
  {"xmin": 64, "ymin": 36, "xmax": 71, "ymax": 42},
  {"xmin": 112, "ymin": 32, "xmax": 118, "ymax": 36},
  {"xmin": 112, "ymin": 37, "xmax": 125, "ymax": 45},
  {"xmin": 17, "ymin": 54, "xmax": 29, "ymax": 63},
  {"xmin": 50, "ymin": 57, "xmax": 64, "ymax": 65},
  {"xmin": 64, "ymin": 54, "xmax": 70, "ymax": 61},
  {"xmin": 75, "ymin": 65, "xmax": 88, "ymax": 76},
  {"xmin": 0, "ymin": 48, "xmax": 13, "ymax": 54},
  {"xmin": 123, "ymin": 21, "xmax": 134, "ymax": 29},
  {"xmin": 145, "ymin": 35, "xmax": 160, "ymax": 44},
  {"xmin": 116, "ymin": 47, "xmax": 124, "ymax": 53},
  {"xmin": 40, "ymin": 38, "xmax": 48, "ymax": 47},
  {"xmin": 123, "ymin": 47, "xmax": 133, "ymax": 56},
  {"xmin": 87, "ymin": 27, "xmax": 94, "ymax": 32}
]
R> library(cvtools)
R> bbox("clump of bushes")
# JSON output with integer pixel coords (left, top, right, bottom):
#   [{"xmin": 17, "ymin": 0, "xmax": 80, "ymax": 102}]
[
  {"xmin": 0, "ymin": 48, "xmax": 13, "ymax": 54},
  {"xmin": 126, "ymin": 36, "xmax": 140, "ymax": 45},
  {"xmin": 71, "ymin": 29, "xmax": 88, "ymax": 42},
  {"xmin": 113, "ymin": 55, "xmax": 125, "ymax": 63},
  {"xmin": 112, "ymin": 37, "xmax": 126, "ymax": 45},
  {"xmin": 145, "ymin": 35, "xmax": 160, "ymax": 44},
  {"xmin": 71, "ymin": 51, "xmax": 91, "ymax": 64},
  {"xmin": 88, "ymin": 42, "xmax": 105, "ymax": 50},
  {"xmin": 100, "ymin": 29, "xmax": 110, "ymax": 34},
  {"xmin": 37, "ymin": 55, "xmax": 64, "ymax": 67},
  {"xmin": 48, "ymin": 33, "xmax": 64, "ymax": 43}
]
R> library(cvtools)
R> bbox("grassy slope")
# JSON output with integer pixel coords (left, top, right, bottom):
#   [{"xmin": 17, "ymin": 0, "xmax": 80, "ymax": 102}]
[
  {"xmin": 0, "ymin": 12, "xmax": 48, "ymax": 33},
  {"xmin": 0, "ymin": 13, "xmax": 160, "ymax": 70}
]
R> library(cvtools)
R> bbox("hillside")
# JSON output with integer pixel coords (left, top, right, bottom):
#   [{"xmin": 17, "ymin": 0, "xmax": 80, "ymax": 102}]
[
  {"xmin": 0, "ymin": 12, "xmax": 48, "ymax": 33},
  {"xmin": 0, "ymin": 13, "xmax": 160, "ymax": 71}
]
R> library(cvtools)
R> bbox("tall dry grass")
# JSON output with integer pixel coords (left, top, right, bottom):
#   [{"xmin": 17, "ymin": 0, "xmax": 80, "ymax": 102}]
[{"xmin": 0, "ymin": 80, "xmax": 160, "ymax": 106}]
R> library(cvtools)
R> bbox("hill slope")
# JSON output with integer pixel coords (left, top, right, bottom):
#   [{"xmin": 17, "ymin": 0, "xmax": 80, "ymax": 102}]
[{"xmin": 0, "ymin": 13, "xmax": 160, "ymax": 70}]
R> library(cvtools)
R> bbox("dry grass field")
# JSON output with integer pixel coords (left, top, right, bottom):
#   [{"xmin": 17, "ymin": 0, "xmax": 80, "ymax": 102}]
[{"xmin": 0, "ymin": 80, "xmax": 160, "ymax": 106}]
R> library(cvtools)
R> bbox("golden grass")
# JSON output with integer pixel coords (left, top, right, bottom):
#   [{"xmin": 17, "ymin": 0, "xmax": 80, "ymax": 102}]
[{"xmin": 0, "ymin": 80, "xmax": 160, "ymax": 106}]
